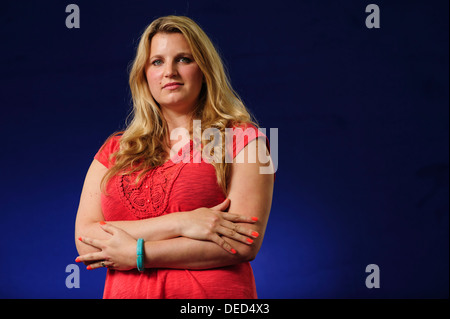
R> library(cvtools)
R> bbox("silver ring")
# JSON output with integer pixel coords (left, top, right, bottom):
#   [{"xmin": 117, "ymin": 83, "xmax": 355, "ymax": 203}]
[{"xmin": 101, "ymin": 261, "xmax": 106, "ymax": 268}]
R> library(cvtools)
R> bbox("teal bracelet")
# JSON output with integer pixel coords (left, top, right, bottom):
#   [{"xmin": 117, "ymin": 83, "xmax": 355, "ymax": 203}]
[{"xmin": 136, "ymin": 238, "xmax": 144, "ymax": 272}]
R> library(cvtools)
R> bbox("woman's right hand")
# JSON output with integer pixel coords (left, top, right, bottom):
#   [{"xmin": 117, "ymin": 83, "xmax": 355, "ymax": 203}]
[{"xmin": 177, "ymin": 198, "xmax": 260, "ymax": 254}]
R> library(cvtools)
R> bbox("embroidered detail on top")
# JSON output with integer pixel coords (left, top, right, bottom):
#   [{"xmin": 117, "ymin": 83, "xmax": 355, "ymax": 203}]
[
  {"xmin": 115, "ymin": 141, "xmax": 193, "ymax": 219},
  {"xmin": 117, "ymin": 160, "xmax": 186, "ymax": 219}
]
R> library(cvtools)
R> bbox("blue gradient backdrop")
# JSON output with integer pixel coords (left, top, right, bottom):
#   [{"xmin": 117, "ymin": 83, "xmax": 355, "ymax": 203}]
[{"xmin": 0, "ymin": 0, "xmax": 448, "ymax": 298}]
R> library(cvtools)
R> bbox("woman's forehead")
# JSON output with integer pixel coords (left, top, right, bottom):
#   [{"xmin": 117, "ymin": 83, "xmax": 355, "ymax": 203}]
[{"xmin": 150, "ymin": 33, "xmax": 192, "ymax": 56}]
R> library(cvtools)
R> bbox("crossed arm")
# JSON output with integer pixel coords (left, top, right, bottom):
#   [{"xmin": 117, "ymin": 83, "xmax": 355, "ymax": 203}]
[{"xmin": 74, "ymin": 138, "xmax": 274, "ymax": 270}]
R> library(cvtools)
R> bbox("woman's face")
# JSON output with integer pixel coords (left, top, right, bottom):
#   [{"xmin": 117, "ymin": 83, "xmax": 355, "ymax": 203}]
[{"xmin": 145, "ymin": 32, "xmax": 204, "ymax": 112}]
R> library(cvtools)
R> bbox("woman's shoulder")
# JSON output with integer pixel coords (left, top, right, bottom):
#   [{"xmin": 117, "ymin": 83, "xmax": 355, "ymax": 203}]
[
  {"xmin": 228, "ymin": 122, "xmax": 266, "ymax": 140},
  {"xmin": 225, "ymin": 122, "xmax": 268, "ymax": 158},
  {"xmin": 229, "ymin": 121, "xmax": 258, "ymax": 130},
  {"xmin": 101, "ymin": 132, "xmax": 123, "ymax": 152},
  {"xmin": 94, "ymin": 132, "xmax": 123, "ymax": 168}
]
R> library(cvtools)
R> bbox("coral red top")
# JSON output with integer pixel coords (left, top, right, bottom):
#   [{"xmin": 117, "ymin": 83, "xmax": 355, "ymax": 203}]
[{"xmin": 94, "ymin": 124, "xmax": 269, "ymax": 299}]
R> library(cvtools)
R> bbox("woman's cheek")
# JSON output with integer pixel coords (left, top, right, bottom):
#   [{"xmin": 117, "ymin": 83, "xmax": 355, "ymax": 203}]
[{"xmin": 147, "ymin": 74, "xmax": 161, "ymax": 99}]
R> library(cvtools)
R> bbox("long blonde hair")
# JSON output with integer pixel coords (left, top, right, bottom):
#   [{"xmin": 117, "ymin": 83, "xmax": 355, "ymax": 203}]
[{"xmin": 101, "ymin": 15, "xmax": 257, "ymax": 194}]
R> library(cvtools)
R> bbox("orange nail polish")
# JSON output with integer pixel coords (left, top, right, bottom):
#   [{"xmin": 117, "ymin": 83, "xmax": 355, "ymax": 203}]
[
  {"xmin": 246, "ymin": 238, "xmax": 254, "ymax": 244},
  {"xmin": 75, "ymin": 257, "xmax": 81, "ymax": 263},
  {"xmin": 251, "ymin": 217, "xmax": 258, "ymax": 221},
  {"xmin": 87, "ymin": 265, "xmax": 92, "ymax": 270},
  {"xmin": 99, "ymin": 221, "xmax": 106, "ymax": 225},
  {"xmin": 78, "ymin": 237, "xmax": 82, "ymax": 241},
  {"xmin": 230, "ymin": 248, "xmax": 237, "ymax": 254},
  {"xmin": 251, "ymin": 231, "xmax": 259, "ymax": 238}
]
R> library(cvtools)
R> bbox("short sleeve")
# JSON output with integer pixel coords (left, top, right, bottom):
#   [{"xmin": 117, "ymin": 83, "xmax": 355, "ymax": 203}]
[
  {"xmin": 94, "ymin": 135, "xmax": 121, "ymax": 169},
  {"xmin": 226, "ymin": 123, "xmax": 275, "ymax": 180},
  {"xmin": 229, "ymin": 123, "xmax": 270, "ymax": 159}
]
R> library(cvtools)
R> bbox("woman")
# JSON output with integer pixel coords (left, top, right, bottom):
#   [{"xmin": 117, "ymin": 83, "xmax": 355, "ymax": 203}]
[{"xmin": 74, "ymin": 15, "xmax": 274, "ymax": 299}]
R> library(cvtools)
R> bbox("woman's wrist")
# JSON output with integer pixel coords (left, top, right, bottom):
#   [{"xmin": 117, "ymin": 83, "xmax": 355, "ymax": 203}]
[
  {"xmin": 136, "ymin": 238, "xmax": 145, "ymax": 271},
  {"xmin": 173, "ymin": 210, "xmax": 189, "ymax": 237}
]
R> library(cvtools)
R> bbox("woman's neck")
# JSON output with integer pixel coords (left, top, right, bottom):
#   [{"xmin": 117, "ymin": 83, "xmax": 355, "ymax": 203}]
[
  {"xmin": 164, "ymin": 111, "xmax": 191, "ymax": 130},
  {"xmin": 161, "ymin": 107, "xmax": 194, "ymax": 147}
]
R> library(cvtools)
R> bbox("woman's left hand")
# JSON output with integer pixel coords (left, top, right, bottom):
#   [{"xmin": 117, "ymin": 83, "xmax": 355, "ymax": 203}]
[{"xmin": 76, "ymin": 222, "xmax": 137, "ymax": 271}]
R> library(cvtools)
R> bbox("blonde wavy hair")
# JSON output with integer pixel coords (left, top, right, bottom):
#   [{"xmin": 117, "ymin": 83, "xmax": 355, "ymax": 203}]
[{"xmin": 101, "ymin": 15, "xmax": 257, "ymax": 194}]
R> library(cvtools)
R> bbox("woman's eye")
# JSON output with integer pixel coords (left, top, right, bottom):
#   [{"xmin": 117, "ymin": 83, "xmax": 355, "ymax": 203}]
[
  {"xmin": 152, "ymin": 60, "xmax": 162, "ymax": 66},
  {"xmin": 178, "ymin": 57, "xmax": 192, "ymax": 63}
]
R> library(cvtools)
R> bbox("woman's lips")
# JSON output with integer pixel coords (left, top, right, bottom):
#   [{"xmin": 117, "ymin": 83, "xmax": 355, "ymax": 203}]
[{"xmin": 163, "ymin": 83, "xmax": 183, "ymax": 90}]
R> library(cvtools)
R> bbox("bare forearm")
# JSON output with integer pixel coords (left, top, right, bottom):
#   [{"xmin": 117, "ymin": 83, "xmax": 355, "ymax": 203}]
[
  {"xmin": 144, "ymin": 237, "xmax": 251, "ymax": 270},
  {"xmin": 75, "ymin": 213, "xmax": 181, "ymax": 256},
  {"xmin": 108, "ymin": 215, "xmax": 180, "ymax": 241}
]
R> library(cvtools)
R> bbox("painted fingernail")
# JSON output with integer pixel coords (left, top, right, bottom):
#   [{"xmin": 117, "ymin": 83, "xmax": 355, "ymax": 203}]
[
  {"xmin": 75, "ymin": 257, "xmax": 81, "ymax": 263},
  {"xmin": 78, "ymin": 237, "xmax": 82, "ymax": 241},
  {"xmin": 230, "ymin": 248, "xmax": 237, "ymax": 254},
  {"xmin": 251, "ymin": 231, "xmax": 259, "ymax": 238},
  {"xmin": 99, "ymin": 221, "xmax": 106, "ymax": 225},
  {"xmin": 246, "ymin": 238, "xmax": 254, "ymax": 244},
  {"xmin": 87, "ymin": 265, "xmax": 92, "ymax": 270},
  {"xmin": 251, "ymin": 217, "xmax": 258, "ymax": 221}
]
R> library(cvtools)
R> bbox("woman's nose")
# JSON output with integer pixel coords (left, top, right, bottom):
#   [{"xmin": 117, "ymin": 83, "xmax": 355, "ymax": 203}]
[{"xmin": 164, "ymin": 62, "xmax": 178, "ymax": 78}]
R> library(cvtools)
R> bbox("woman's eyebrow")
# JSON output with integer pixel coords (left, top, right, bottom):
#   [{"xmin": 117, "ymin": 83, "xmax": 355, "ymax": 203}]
[
  {"xmin": 175, "ymin": 52, "xmax": 193, "ymax": 56},
  {"xmin": 149, "ymin": 54, "xmax": 163, "ymax": 60},
  {"xmin": 150, "ymin": 52, "xmax": 193, "ymax": 60}
]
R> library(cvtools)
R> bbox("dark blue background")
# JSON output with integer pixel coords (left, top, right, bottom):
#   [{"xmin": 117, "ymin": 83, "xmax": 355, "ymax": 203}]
[{"xmin": 0, "ymin": 0, "xmax": 448, "ymax": 298}]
